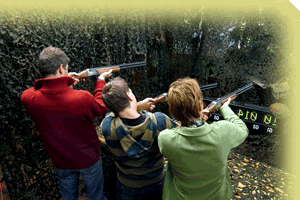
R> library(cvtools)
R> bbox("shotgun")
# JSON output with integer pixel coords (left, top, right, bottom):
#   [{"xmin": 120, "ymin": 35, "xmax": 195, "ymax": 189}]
[
  {"xmin": 203, "ymin": 83, "xmax": 254, "ymax": 115},
  {"xmin": 70, "ymin": 61, "xmax": 146, "ymax": 79},
  {"xmin": 152, "ymin": 82, "xmax": 219, "ymax": 104}
]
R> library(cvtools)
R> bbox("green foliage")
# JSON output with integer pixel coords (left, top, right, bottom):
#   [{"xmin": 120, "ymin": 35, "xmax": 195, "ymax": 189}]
[{"xmin": 0, "ymin": 7, "xmax": 287, "ymax": 199}]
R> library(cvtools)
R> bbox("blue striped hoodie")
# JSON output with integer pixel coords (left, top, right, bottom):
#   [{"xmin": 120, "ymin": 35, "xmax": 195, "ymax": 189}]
[{"xmin": 101, "ymin": 110, "xmax": 177, "ymax": 187}]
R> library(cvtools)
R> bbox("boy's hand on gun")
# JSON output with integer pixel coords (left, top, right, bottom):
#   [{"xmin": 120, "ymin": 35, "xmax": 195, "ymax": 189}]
[{"xmin": 137, "ymin": 98, "xmax": 156, "ymax": 112}]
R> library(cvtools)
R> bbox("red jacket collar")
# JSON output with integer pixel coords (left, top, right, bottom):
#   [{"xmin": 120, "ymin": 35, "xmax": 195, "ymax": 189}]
[{"xmin": 33, "ymin": 76, "xmax": 75, "ymax": 90}]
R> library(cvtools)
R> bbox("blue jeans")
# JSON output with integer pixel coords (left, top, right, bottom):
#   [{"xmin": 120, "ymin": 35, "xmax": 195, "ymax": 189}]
[
  {"xmin": 55, "ymin": 158, "xmax": 106, "ymax": 200},
  {"xmin": 116, "ymin": 179, "xmax": 164, "ymax": 200}
]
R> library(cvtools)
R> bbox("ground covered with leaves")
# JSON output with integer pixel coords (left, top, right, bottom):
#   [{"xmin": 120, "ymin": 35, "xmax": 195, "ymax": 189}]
[
  {"xmin": 228, "ymin": 151, "xmax": 295, "ymax": 199},
  {"xmin": 229, "ymin": 131, "xmax": 295, "ymax": 199}
]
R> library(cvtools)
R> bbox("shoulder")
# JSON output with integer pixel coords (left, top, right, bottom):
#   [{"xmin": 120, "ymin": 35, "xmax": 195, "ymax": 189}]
[
  {"xmin": 74, "ymin": 89, "xmax": 92, "ymax": 96},
  {"xmin": 141, "ymin": 111, "xmax": 166, "ymax": 122},
  {"xmin": 102, "ymin": 112, "xmax": 115, "ymax": 125},
  {"xmin": 157, "ymin": 128, "xmax": 177, "ymax": 150},
  {"xmin": 101, "ymin": 113, "xmax": 116, "ymax": 138},
  {"xmin": 153, "ymin": 111, "xmax": 167, "ymax": 119},
  {"xmin": 71, "ymin": 89, "xmax": 94, "ymax": 100},
  {"xmin": 153, "ymin": 112, "xmax": 178, "ymax": 129},
  {"xmin": 21, "ymin": 87, "xmax": 34, "ymax": 97},
  {"xmin": 158, "ymin": 128, "xmax": 176, "ymax": 141},
  {"xmin": 210, "ymin": 120, "xmax": 231, "ymax": 129},
  {"xmin": 21, "ymin": 87, "xmax": 36, "ymax": 104},
  {"xmin": 153, "ymin": 112, "xmax": 168, "ymax": 128},
  {"xmin": 208, "ymin": 120, "xmax": 234, "ymax": 139}
]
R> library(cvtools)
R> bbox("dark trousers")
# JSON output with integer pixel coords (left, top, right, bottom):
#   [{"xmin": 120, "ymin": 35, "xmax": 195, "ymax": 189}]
[
  {"xmin": 55, "ymin": 158, "xmax": 106, "ymax": 200},
  {"xmin": 116, "ymin": 179, "xmax": 164, "ymax": 200}
]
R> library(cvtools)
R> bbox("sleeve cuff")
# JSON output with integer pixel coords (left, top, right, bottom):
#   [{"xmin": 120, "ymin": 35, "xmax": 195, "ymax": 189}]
[
  {"xmin": 95, "ymin": 79, "xmax": 106, "ymax": 88},
  {"xmin": 220, "ymin": 105, "xmax": 231, "ymax": 115}
]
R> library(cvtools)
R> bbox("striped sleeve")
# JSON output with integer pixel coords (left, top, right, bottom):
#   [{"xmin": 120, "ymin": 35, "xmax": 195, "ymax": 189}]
[
  {"xmin": 154, "ymin": 112, "xmax": 178, "ymax": 131},
  {"xmin": 101, "ymin": 115, "xmax": 114, "ymax": 139}
]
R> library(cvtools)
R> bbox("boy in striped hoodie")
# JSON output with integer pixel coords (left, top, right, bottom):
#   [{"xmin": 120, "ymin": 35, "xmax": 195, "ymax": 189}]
[{"xmin": 100, "ymin": 77, "xmax": 177, "ymax": 200}]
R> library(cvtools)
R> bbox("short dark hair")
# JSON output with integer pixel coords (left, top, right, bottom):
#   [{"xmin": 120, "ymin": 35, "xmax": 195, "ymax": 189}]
[
  {"xmin": 102, "ymin": 77, "xmax": 130, "ymax": 115},
  {"xmin": 38, "ymin": 47, "xmax": 70, "ymax": 77},
  {"xmin": 168, "ymin": 77, "xmax": 203, "ymax": 126}
]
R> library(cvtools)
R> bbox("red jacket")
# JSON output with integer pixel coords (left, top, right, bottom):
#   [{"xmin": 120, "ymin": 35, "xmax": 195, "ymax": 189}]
[{"xmin": 21, "ymin": 76, "xmax": 107, "ymax": 170}]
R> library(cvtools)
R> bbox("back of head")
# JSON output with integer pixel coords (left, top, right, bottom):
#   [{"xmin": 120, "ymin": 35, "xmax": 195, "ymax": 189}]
[
  {"xmin": 168, "ymin": 77, "xmax": 203, "ymax": 126},
  {"xmin": 102, "ymin": 77, "xmax": 130, "ymax": 115},
  {"xmin": 38, "ymin": 46, "xmax": 70, "ymax": 77}
]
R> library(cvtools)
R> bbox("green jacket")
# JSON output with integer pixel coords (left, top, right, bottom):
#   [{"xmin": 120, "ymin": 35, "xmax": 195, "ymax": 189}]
[{"xmin": 158, "ymin": 105, "xmax": 248, "ymax": 200}]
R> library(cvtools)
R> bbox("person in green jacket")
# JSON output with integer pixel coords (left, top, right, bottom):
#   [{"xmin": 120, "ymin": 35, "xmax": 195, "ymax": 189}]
[{"xmin": 158, "ymin": 77, "xmax": 249, "ymax": 200}]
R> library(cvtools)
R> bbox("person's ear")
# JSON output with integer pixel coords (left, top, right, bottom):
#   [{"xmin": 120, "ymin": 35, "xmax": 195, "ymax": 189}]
[
  {"xmin": 126, "ymin": 91, "xmax": 133, "ymax": 101},
  {"xmin": 58, "ymin": 64, "xmax": 64, "ymax": 75},
  {"xmin": 199, "ymin": 100, "xmax": 203, "ymax": 111}
]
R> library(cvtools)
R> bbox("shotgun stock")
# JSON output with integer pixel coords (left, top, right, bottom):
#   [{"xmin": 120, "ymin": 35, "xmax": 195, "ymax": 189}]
[
  {"xmin": 70, "ymin": 61, "xmax": 146, "ymax": 79},
  {"xmin": 153, "ymin": 93, "xmax": 168, "ymax": 104},
  {"xmin": 204, "ymin": 83, "xmax": 254, "ymax": 115}
]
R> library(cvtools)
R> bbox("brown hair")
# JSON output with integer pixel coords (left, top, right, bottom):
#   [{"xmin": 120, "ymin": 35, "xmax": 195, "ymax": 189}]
[
  {"xmin": 38, "ymin": 46, "xmax": 70, "ymax": 77},
  {"xmin": 168, "ymin": 77, "xmax": 203, "ymax": 125},
  {"xmin": 102, "ymin": 77, "xmax": 130, "ymax": 115}
]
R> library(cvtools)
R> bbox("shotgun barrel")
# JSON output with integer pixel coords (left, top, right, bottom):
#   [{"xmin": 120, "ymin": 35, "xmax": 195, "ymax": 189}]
[
  {"xmin": 199, "ymin": 82, "xmax": 218, "ymax": 91},
  {"xmin": 72, "ymin": 61, "xmax": 146, "ymax": 80},
  {"xmin": 153, "ymin": 82, "xmax": 218, "ymax": 104},
  {"xmin": 204, "ymin": 83, "xmax": 254, "ymax": 115}
]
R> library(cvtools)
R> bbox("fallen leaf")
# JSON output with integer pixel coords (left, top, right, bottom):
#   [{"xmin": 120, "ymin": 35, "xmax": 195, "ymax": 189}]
[
  {"xmin": 238, "ymin": 182, "xmax": 245, "ymax": 188},
  {"xmin": 275, "ymin": 187, "xmax": 284, "ymax": 193}
]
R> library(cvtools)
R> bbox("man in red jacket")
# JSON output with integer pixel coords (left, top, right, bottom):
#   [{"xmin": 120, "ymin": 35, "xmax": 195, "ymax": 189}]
[{"xmin": 21, "ymin": 47, "xmax": 112, "ymax": 200}]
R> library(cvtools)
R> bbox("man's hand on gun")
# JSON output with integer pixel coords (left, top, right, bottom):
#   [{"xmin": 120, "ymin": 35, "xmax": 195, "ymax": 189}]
[
  {"xmin": 68, "ymin": 72, "xmax": 81, "ymax": 88},
  {"xmin": 98, "ymin": 69, "xmax": 113, "ymax": 80},
  {"xmin": 68, "ymin": 69, "xmax": 113, "ymax": 88}
]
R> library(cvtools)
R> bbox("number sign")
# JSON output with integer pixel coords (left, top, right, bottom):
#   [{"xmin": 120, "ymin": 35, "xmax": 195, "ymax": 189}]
[{"xmin": 203, "ymin": 97, "xmax": 278, "ymax": 135}]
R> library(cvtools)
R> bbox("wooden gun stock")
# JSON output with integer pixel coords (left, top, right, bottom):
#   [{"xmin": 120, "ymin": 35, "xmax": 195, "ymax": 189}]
[
  {"xmin": 74, "ymin": 70, "xmax": 89, "ymax": 80},
  {"xmin": 96, "ymin": 66, "xmax": 121, "ymax": 75},
  {"xmin": 153, "ymin": 93, "xmax": 167, "ymax": 104}
]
